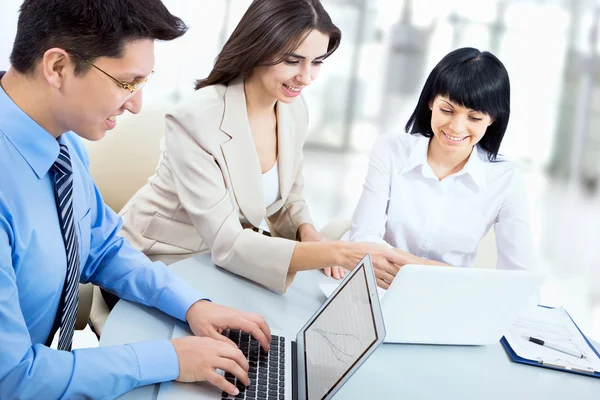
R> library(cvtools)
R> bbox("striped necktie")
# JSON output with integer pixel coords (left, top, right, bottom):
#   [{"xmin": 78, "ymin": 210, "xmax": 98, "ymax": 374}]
[{"xmin": 52, "ymin": 144, "xmax": 80, "ymax": 351}]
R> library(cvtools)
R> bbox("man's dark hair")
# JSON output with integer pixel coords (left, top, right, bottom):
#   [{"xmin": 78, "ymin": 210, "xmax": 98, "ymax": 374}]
[{"xmin": 10, "ymin": 0, "xmax": 188, "ymax": 75}]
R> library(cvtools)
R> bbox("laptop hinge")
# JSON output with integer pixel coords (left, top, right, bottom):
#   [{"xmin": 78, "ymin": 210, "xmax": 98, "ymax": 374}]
[{"xmin": 292, "ymin": 340, "xmax": 298, "ymax": 400}]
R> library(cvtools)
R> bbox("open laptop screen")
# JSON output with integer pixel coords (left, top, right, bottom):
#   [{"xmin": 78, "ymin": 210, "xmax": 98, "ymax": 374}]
[{"xmin": 303, "ymin": 263, "xmax": 378, "ymax": 400}]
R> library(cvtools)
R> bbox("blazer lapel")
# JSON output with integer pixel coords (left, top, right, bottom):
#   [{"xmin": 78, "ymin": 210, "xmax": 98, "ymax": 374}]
[{"xmin": 219, "ymin": 80, "xmax": 265, "ymax": 227}]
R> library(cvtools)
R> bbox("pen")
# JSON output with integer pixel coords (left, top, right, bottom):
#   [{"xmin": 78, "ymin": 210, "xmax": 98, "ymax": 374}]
[
  {"xmin": 523, "ymin": 335, "xmax": 585, "ymax": 359},
  {"xmin": 539, "ymin": 360, "xmax": 595, "ymax": 374}
]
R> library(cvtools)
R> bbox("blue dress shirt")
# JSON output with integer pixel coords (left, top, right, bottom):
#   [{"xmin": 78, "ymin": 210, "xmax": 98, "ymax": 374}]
[{"xmin": 0, "ymin": 73, "xmax": 205, "ymax": 399}]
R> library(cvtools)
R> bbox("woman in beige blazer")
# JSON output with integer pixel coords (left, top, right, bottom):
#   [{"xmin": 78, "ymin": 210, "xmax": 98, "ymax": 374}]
[{"xmin": 118, "ymin": 0, "xmax": 407, "ymax": 295}]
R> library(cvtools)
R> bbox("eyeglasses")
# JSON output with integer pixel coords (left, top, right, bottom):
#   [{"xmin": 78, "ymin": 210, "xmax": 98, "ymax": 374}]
[{"xmin": 68, "ymin": 51, "xmax": 154, "ymax": 95}]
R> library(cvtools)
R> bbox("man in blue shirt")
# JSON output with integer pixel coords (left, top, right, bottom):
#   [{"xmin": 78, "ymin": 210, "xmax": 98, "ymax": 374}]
[{"xmin": 0, "ymin": 0, "xmax": 272, "ymax": 399}]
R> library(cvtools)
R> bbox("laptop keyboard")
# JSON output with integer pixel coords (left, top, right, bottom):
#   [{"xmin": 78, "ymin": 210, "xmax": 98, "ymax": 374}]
[{"xmin": 221, "ymin": 329, "xmax": 286, "ymax": 400}]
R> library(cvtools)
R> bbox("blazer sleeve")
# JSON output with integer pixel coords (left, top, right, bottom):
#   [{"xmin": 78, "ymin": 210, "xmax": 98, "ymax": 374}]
[{"xmin": 165, "ymin": 113, "xmax": 298, "ymax": 294}]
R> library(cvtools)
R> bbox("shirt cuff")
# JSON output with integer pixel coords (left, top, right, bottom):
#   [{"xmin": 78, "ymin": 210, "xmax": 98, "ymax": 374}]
[
  {"xmin": 155, "ymin": 275, "xmax": 209, "ymax": 322},
  {"xmin": 129, "ymin": 340, "xmax": 179, "ymax": 386}
]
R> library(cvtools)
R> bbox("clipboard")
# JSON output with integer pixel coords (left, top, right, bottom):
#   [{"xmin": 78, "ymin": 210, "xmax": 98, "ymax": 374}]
[{"xmin": 501, "ymin": 305, "xmax": 600, "ymax": 378}]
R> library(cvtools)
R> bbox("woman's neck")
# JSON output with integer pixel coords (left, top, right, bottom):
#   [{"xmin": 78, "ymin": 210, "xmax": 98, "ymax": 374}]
[
  {"xmin": 244, "ymin": 75, "xmax": 277, "ymax": 117},
  {"xmin": 427, "ymin": 137, "xmax": 473, "ymax": 181}
]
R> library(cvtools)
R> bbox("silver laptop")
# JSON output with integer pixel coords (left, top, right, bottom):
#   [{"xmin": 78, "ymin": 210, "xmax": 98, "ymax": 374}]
[
  {"xmin": 381, "ymin": 265, "xmax": 542, "ymax": 345},
  {"xmin": 158, "ymin": 255, "xmax": 386, "ymax": 400}
]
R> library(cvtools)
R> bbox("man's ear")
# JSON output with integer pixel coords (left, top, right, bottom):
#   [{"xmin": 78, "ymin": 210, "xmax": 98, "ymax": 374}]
[{"xmin": 41, "ymin": 48, "xmax": 72, "ymax": 89}]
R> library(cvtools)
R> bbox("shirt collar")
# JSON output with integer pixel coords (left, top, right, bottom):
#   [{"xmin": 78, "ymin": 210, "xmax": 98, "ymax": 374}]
[
  {"xmin": 400, "ymin": 134, "xmax": 487, "ymax": 190},
  {"xmin": 0, "ymin": 71, "xmax": 60, "ymax": 179},
  {"xmin": 456, "ymin": 146, "xmax": 488, "ymax": 190},
  {"xmin": 399, "ymin": 135, "xmax": 431, "ymax": 176}
]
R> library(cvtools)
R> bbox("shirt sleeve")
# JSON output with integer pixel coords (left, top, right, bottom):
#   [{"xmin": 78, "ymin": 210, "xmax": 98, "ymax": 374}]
[
  {"xmin": 349, "ymin": 136, "xmax": 394, "ymax": 247},
  {"xmin": 494, "ymin": 170, "xmax": 537, "ymax": 270},
  {"xmin": 0, "ymin": 212, "xmax": 179, "ymax": 399}
]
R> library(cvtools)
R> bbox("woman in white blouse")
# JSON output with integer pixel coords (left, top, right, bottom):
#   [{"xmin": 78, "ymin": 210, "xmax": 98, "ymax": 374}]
[{"xmin": 351, "ymin": 47, "xmax": 536, "ymax": 289}]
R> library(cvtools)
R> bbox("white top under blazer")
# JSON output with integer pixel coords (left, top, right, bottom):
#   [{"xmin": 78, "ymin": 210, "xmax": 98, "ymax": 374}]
[
  {"xmin": 350, "ymin": 134, "xmax": 536, "ymax": 270},
  {"xmin": 262, "ymin": 161, "xmax": 280, "ymax": 209},
  {"xmin": 259, "ymin": 162, "xmax": 280, "ymax": 231}
]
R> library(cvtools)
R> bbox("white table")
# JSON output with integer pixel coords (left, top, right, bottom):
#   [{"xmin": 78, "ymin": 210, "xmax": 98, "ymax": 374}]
[{"xmin": 101, "ymin": 254, "xmax": 600, "ymax": 399}]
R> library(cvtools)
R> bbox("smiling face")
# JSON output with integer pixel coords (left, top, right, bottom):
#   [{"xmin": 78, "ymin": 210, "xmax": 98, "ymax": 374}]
[
  {"xmin": 54, "ymin": 39, "xmax": 155, "ymax": 141},
  {"xmin": 429, "ymin": 95, "xmax": 494, "ymax": 155},
  {"xmin": 247, "ymin": 29, "xmax": 330, "ymax": 104}
]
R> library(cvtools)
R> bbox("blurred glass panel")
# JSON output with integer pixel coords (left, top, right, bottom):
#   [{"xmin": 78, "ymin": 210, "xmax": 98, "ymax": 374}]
[
  {"xmin": 150, "ymin": 0, "xmax": 229, "ymax": 104},
  {"xmin": 304, "ymin": 1, "xmax": 364, "ymax": 149},
  {"xmin": 0, "ymin": 0, "xmax": 22, "ymax": 70}
]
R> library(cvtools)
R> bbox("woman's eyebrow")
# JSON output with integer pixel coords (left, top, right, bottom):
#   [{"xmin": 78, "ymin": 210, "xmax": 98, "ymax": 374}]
[
  {"xmin": 441, "ymin": 99, "xmax": 455, "ymax": 108},
  {"xmin": 441, "ymin": 99, "xmax": 483, "ymax": 113},
  {"xmin": 286, "ymin": 52, "xmax": 328, "ymax": 60}
]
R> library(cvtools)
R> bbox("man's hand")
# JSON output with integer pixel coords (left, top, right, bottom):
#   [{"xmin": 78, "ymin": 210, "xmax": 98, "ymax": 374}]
[
  {"xmin": 298, "ymin": 223, "xmax": 347, "ymax": 279},
  {"xmin": 186, "ymin": 300, "xmax": 272, "ymax": 351},
  {"xmin": 171, "ymin": 336, "xmax": 248, "ymax": 396}
]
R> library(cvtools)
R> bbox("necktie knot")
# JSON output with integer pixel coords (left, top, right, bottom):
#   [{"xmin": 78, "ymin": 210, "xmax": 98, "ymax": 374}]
[{"xmin": 52, "ymin": 145, "xmax": 73, "ymax": 178}]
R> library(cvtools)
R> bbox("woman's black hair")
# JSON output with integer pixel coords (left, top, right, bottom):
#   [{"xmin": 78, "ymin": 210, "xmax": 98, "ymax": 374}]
[{"xmin": 405, "ymin": 47, "xmax": 510, "ymax": 161}]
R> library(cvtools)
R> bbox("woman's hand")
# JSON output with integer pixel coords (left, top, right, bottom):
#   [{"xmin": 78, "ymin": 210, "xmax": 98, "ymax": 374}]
[
  {"xmin": 338, "ymin": 242, "xmax": 419, "ymax": 289},
  {"xmin": 298, "ymin": 224, "xmax": 347, "ymax": 279}
]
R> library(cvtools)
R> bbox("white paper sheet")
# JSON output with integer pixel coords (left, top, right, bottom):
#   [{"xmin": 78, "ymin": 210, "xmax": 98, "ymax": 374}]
[{"xmin": 505, "ymin": 306, "xmax": 600, "ymax": 373}]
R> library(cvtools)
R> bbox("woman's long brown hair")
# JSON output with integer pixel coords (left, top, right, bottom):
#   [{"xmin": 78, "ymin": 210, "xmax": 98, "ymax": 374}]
[{"xmin": 195, "ymin": 0, "xmax": 341, "ymax": 90}]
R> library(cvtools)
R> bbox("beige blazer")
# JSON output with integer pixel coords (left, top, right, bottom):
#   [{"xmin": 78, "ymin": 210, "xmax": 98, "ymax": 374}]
[{"xmin": 119, "ymin": 80, "xmax": 313, "ymax": 293}]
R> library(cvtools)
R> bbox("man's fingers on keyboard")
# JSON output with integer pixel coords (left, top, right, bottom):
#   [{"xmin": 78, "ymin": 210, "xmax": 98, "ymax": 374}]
[
  {"xmin": 238, "ymin": 319, "xmax": 270, "ymax": 351},
  {"xmin": 219, "ymin": 346, "xmax": 249, "ymax": 371},
  {"xmin": 218, "ymin": 358, "xmax": 250, "ymax": 386},
  {"xmin": 207, "ymin": 372, "xmax": 238, "ymax": 396},
  {"xmin": 246, "ymin": 313, "xmax": 271, "ymax": 345},
  {"xmin": 251, "ymin": 323, "xmax": 271, "ymax": 351},
  {"xmin": 214, "ymin": 330, "xmax": 238, "ymax": 348}
]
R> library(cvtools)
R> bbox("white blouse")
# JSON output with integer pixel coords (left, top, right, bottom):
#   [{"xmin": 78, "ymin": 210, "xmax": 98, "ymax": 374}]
[
  {"xmin": 262, "ymin": 161, "xmax": 280, "ymax": 208},
  {"xmin": 259, "ymin": 161, "xmax": 280, "ymax": 231},
  {"xmin": 350, "ymin": 134, "xmax": 536, "ymax": 270}
]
